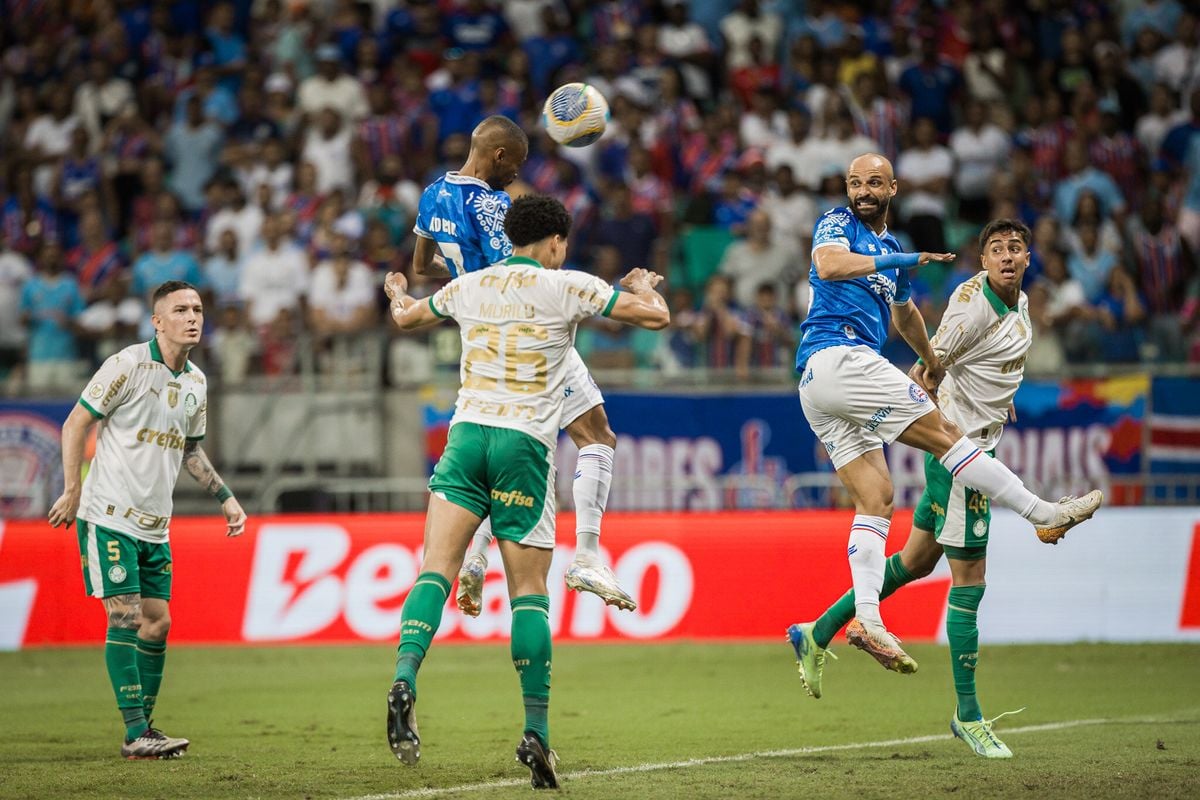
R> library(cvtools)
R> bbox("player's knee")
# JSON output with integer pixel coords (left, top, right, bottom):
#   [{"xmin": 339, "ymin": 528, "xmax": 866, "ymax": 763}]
[
  {"xmin": 905, "ymin": 551, "xmax": 937, "ymax": 579},
  {"xmin": 567, "ymin": 407, "xmax": 616, "ymax": 449},
  {"xmin": 143, "ymin": 614, "xmax": 171, "ymax": 639}
]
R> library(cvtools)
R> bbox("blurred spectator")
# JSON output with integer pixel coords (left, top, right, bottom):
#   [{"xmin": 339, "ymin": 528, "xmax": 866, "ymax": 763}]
[
  {"xmin": 205, "ymin": 229, "xmax": 244, "ymax": 309},
  {"xmin": 1094, "ymin": 267, "xmax": 1148, "ymax": 362},
  {"xmin": 73, "ymin": 58, "xmax": 135, "ymax": 145},
  {"xmin": 1067, "ymin": 221, "xmax": 1121, "ymax": 302},
  {"xmin": 589, "ymin": 183, "xmax": 657, "ymax": 268},
  {"xmin": 54, "ymin": 127, "xmax": 112, "ymax": 243},
  {"xmin": 20, "ymin": 241, "xmax": 84, "ymax": 391},
  {"xmin": 238, "ymin": 137, "xmax": 293, "ymax": 212},
  {"xmin": 1122, "ymin": 0, "xmax": 1185, "ymax": 48},
  {"xmin": 765, "ymin": 108, "xmax": 822, "ymax": 191},
  {"xmin": 721, "ymin": 0, "xmax": 782, "ymax": 72},
  {"xmin": 658, "ymin": 0, "xmax": 714, "ymax": 102},
  {"xmin": 445, "ymin": 0, "xmax": 511, "ymax": 56},
  {"xmin": 239, "ymin": 212, "xmax": 309, "ymax": 328},
  {"xmin": 1153, "ymin": 12, "xmax": 1199, "ymax": 92},
  {"xmin": 739, "ymin": 88, "xmax": 788, "ymax": 150},
  {"xmin": 303, "ymin": 107, "xmax": 356, "ymax": 199},
  {"xmin": 206, "ymin": 178, "xmax": 264, "ymax": 258},
  {"xmin": 1138, "ymin": 84, "xmax": 1188, "ymax": 158},
  {"xmin": 712, "ymin": 171, "xmax": 759, "ymax": 233},
  {"xmin": 131, "ymin": 219, "xmax": 207, "ymax": 303},
  {"xmin": 1036, "ymin": 247, "xmax": 1096, "ymax": 362},
  {"xmin": 0, "ymin": 232, "xmax": 33, "ymax": 380},
  {"xmin": 962, "ymin": 20, "xmax": 1013, "ymax": 104},
  {"xmin": 719, "ymin": 209, "xmax": 793, "ymax": 309},
  {"xmin": 208, "ymin": 304, "xmax": 257, "ymax": 385},
  {"xmin": 299, "ymin": 44, "xmax": 368, "ymax": 122},
  {"xmin": 810, "ymin": 101, "xmax": 881, "ymax": 178},
  {"xmin": 689, "ymin": 274, "xmax": 752, "ymax": 378},
  {"xmin": 1159, "ymin": 87, "xmax": 1200, "ymax": 167},
  {"xmin": 1089, "ymin": 100, "xmax": 1142, "ymax": 207},
  {"xmin": 2, "ymin": 164, "xmax": 60, "ymax": 256},
  {"xmin": 744, "ymin": 283, "xmax": 797, "ymax": 369},
  {"xmin": 949, "ymin": 99, "xmax": 1011, "ymax": 223},
  {"xmin": 896, "ymin": 116, "xmax": 953, "ymax": 253},
  {"xmin": 24, "ymin": 86, "xmax": 80, "ymax": 199},
  {"xmin": 308, "ymin": 223, "xmax": 377, "ymax": 337},
  {"xmin": 898, "ymin": 34, "xmax": 962, "ymax": 135},
  {"xmin": 1062, "ymin": 191, "xmax": 1124, "ymax": 258},
  {"xmin": 1053, "ymin": 138, "xmax": 1127, "ymax": 224},
  {"xmin": 164, "ymin": 95, "xmax": 224, "ymax": 213},
  {"xmin": 758, "ymin": 164, "xmax": 815, "ymax": 263},
  {"xmin": 1129, "ymin": 197, "xmax": 1194, "ymax": 361},
  {"xmin": 66, "ymin": 210, "xmax": 125, "ymax": 305}
]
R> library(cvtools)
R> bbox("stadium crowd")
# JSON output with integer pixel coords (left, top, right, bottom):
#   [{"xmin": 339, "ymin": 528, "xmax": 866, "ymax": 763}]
[{"xmin": 0, "ymin": 0, "xmax": 1198, "ymax": 390}]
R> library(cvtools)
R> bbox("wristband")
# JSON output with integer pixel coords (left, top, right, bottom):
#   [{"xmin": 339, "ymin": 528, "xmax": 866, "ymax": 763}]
[
  {"xmin": 216, "ymin": 485, "xmax": 234, "ymax": 503},
  {"xmin": 874, "ymin": 252, "xmax": 921, "ymax": 271}
]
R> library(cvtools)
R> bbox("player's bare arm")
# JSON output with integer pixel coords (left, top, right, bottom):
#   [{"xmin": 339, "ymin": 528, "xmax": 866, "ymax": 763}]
[
  {"xmin": 608, "ymin": 268, "xmax": 670, "ymax": 329},
  {"xmin": 412, "ymin": 234, "xmax": 451, "ymax": 278},
  {"xmin": 892, "ymin": 299, "xmax": 944, "ymax": 391},
  {"xmin": 812, "ymin": 246, "xmax": 956, "ymax": 281},
  {"xmin": 47, "ymin": 403, "xmax": 101, "ymax": 528},
  {"xmin": 385, "ymin": 271, "xmax": 444, "ymax": 330},
  {"xmin": 182, "ymin": 440, "xmax": 246, "ymax": 537}
]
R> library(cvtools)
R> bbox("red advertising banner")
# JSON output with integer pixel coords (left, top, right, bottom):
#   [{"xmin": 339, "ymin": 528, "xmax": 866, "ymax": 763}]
[
  {"xmin": 0, "ymin": 512, "xmax": 954, "ymax": 648},
  {"xmin": 3, "ymin": 509, "xmax": 1198, "ymax": 649}
]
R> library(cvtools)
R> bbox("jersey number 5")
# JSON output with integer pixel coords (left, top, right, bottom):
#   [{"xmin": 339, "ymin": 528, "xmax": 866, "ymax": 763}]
[{"xmin": 463, "ymin": 323, "xmax": 549, "ymax": 393}]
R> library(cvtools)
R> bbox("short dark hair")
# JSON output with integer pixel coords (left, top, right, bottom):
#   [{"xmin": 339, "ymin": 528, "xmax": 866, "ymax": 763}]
[
  {"xmin": 152, "ymin": 280, "xmax": 199, "ymax": 307},
  {"xmin": 504, "ymin": 195, "xmax": 571, "ymax": 247},
  {"xmin": 978, "ymin": 218, "xmax": 1032, "ymax": 249}
]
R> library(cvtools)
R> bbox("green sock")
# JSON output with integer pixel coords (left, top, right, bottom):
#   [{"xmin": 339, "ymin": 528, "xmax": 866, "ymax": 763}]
[
  {"xmin": 136, "ymin": 638, "xmax": 167, "ymax": 721},
  {"xmin": 947, "ymin": 584, "xmax": 986, "ymax": 722},
  {"xmin": 105, "ymin": 628, "xmax": 147, "ymax": 740},
  {"xmin": 511, "ymin": 595, "xmax": 552, "ymax": 749},
  {"xmin": 812, "ymin": 553, "xmax": 915, "ymax": 648},
  {"xmin": 393, "ymin": 572, "xmax": 452, "ymax": 695}
]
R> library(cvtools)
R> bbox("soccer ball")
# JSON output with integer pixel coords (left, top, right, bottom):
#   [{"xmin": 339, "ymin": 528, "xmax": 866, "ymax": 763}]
[{"xmin": 541, "ymin": 83, "xmax": 610, "ymax": 147}]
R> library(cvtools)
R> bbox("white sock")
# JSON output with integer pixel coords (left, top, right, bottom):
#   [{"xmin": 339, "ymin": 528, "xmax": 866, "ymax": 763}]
[
  {"xmin": 848, "ymin": 514, "xmax": 890, "ymax": 625},
  {"xmin": 573, "ymin": 443, "xmax": 614, "ymax": 560},
  {"xmin": 938, "ymin": 436, "xmax": 1056, "ymax": 525},
  {"xmin": 465, "ymin": 516, "xmax": 493, "ymax": 564}
]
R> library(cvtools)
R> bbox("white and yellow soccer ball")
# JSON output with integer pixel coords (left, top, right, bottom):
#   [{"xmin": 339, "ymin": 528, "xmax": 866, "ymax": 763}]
[{"xmin": 541, "ymin": 83, "xmax": 610, "ymax": 147}]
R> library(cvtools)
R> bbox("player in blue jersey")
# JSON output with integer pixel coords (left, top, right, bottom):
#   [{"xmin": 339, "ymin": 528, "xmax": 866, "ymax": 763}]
[
  {"xmin": 787, "ymin": 154, "xmax": 1102, "ymax": 678},
  {"xmin": 412, "ymin": 115, "xmax": 636, "ymax": 614}
]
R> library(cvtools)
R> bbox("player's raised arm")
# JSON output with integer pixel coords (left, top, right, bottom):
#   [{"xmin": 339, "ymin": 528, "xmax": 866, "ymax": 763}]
[
  {"xmin": 813, "ymin": 246, "xmax": 956, "ymax": 281},
  {"xmin": 607, "ymin": 268, "xmax": 670, "ymax": 330},
  {"xmin": 412, "ymin": 235, "xmax": 452, "ymax": 279},
  {"xmin": 385, "ymin": 271, "xmax": 447, "ymax": 330}
]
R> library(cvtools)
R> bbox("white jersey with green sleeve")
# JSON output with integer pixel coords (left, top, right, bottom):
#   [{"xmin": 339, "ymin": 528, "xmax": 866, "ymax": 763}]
[
  {"xmin": 929, "ymin": 271, "xmax": 1032, "ymax": 451},
  {"xmin": 428, "ymin": 255, "xmax": 618, "ymax": 448},
  {"xmin": 77, "ymin": 338, "xmax": 208, "ymax": 543}
]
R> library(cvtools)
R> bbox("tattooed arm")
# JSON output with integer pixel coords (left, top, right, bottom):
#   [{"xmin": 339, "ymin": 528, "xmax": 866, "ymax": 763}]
[{"xmin": 183, "ymin": 441, "xmax": 247, "ymax": 537}]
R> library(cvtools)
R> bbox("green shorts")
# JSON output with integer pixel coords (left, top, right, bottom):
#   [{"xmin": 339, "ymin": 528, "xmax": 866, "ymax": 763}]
[
  {"xmin": 77, "ymin": 519, "xmax": 173, "ymax": 599},
  {"xmin": 912, "ymin": 450, "xmax": 992, "ymax": 561},
  {"xmin": 428, "ymin": 422, "xmax": 556, "ymax": 549}
]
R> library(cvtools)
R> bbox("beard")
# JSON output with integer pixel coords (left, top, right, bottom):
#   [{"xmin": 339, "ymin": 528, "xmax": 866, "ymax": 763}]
[{"xmin": 852, "ymin": 196, "xmax": 889, "ymax": 226}]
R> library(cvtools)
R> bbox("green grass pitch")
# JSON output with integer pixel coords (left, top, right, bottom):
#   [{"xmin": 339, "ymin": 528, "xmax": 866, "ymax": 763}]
[{"xmin": 2, "ymin": 642, "xmax": 1198, "ymax": 799}]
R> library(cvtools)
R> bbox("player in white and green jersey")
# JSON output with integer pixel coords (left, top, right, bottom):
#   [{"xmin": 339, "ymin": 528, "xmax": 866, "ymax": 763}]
[
  {"xmin": 788, "ymin": 219, "xmax": 1100, "ymax": 758},
  {"xmin": 381, "ymin": 195, "xmax": 669, "ymax": 787},
  {"xmin": 48, "ymin": 280, "xmax": 247, "ymax": 760}
]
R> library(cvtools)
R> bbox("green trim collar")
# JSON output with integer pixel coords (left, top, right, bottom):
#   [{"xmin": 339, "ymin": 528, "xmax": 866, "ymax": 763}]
[
  {"xmin": 148, "ymin": 337, "xmax": 192, "ymax": 377},
  {"xmin": 504, "ymin": 255, "xmax": 544, "ymax": 269},
  {"xmin": 981, "ymin": 277, "xmax": 1018, "ymax": 317}
]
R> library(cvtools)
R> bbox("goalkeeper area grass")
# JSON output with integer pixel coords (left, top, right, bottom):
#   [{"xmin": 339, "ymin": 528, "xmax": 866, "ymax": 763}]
[{"xmin": 2, "ymin": 642, "xmax": 1197, "ymax": 799}]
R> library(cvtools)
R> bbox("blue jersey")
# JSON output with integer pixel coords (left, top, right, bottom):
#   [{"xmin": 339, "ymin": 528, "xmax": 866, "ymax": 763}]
[
  {"xmin": 413, "ymin": 171, "xmax": 513, "ymax": 277},
  {"xmin": 795, "ymin": 206, "xmax": 912, "ymax": 371}
]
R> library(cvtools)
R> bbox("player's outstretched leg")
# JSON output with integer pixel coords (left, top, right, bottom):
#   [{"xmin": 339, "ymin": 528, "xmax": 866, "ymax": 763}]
[
  {"xmin": 564, "ymin": 412, "xmax": 635, "ymax": 610},
  {"xmin": 934, "ymin": 436, "xmax": 1103, "ymax": 543},
  {"xmin": 512, "ymin": 594, "xmax": 559, "ymax": 788},
  {"xmin": 456, "ymin": 518, "xmax": 493, "ymax": 617},
  {"xmin": 389, "ymin": 572, "xmax": 450, "ymax": 762}
]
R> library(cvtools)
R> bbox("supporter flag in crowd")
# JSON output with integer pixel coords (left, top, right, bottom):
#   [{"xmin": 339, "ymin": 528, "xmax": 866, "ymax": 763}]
[{"xmin": 1148, "ymin": 377, "xmax": 1200, "ymax": 502}]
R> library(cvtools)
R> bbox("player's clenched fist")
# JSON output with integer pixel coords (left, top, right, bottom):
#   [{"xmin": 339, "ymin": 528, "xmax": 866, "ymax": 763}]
[{"xmin": 620, "ymin": 268, "xmax": 663, "ymax": 292}]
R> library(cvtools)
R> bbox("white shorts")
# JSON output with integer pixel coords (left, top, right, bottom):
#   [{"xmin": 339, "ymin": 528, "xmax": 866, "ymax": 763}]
[
  {"xmin": 798, "ymin": 345, "xmax": 936, "ymax": 470},
  {"xmin": 561, "ymin": 347, "xmax": 604, "ymax": 428}
]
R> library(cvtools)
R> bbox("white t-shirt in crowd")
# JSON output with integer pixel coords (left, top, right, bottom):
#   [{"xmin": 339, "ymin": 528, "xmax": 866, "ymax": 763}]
[
  {"xmin": 308, "ymin": 259, "xmax": 376, "ymax": 323},
  {"xmin": 302, "ymin": 126, "xmax": 355, "ymax": 198},
  {"xmin": 896, "ymin": 145, "xmax": 955, "ymax": 219},
  {"xmin": 949, "ymin": 124, "xmax": 1011, "ymax": 198},
  {"xmin": 239, "ymin": 240, "xmax": 310, "ymax": 326}
]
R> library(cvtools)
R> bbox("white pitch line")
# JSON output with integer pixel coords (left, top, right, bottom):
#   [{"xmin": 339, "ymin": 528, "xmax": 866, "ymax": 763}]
[{"xmin": 345, "ymin": 714, "xmax": 1166, "ymax": 800}]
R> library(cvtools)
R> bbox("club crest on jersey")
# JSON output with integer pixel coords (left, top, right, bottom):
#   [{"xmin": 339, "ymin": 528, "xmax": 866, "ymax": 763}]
[
  {"xmin": 108, "ymin": 565, "xmax": 127, "ymax": 583},
  {"xmin": 909, "ymin": 384, "xmax": 929, "ymax": 403},
  {"xmin": 973, "ymin": 519, "xmax": 987, "ymax": 537},
  {"xmin": 866, "ymin": 273, "xmax": 898, "ymax": 303},
  {"xmin": 185, "ymin": 392, "xmax": 198, "ymax": 416},
  {"xmin": 88, "ymin": 382, "xmax": 104, "ymax": 399}
]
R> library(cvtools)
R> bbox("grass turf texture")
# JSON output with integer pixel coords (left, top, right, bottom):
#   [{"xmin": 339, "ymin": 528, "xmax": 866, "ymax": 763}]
[{"xmin": 2, "ymin": 643, "xmax": 1198, "ymax": 799}]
